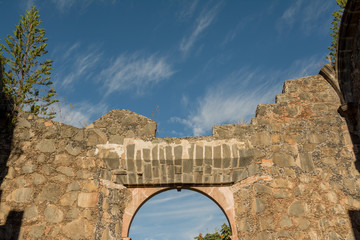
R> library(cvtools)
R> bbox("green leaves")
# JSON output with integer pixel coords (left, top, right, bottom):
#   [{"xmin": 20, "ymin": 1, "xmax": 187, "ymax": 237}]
[
  {"xmin": 194, "ymin": 223, "xmax": 231, "ymax": 240},
  {"xmin": 0, "ymin": 5, "xmax": 58, "ymax": 119},
  {"xmin": 328, "ymin": 0, "xmax": 348, "ymax": 66}
]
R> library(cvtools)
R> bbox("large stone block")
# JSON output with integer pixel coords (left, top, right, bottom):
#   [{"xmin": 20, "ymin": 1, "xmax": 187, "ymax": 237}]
[
  {"xmin": 298, "ymin": 153, "xmax": 315, "ymax": 172},
  {"xmin": 152, "ymin": 146, "xmax": 158, "ymax": 160},
  {"xmin": 174, "ymin": 146, "xmax": 182, "ymax": 160},
  {"xmin": 87, "ymin": 129, "xmax": 107, "ymax": 146},
  {"xmin": 29, "ymin": 225, "xmax": 45, "ymax": 238},
  {"xmin": 65, "ymin": 144, "xmax": 82, "ymax": 156},
  {"xmin": 288, "ymin": 200, "xmax": 306, "ymax": 216},
  {"xmin": 78, "ymin": 192, "xmax": 99, "ymax": 208},
  {"xmin": 36, "ymin": 184, "xmax": 62, "ymax": 203},
  {"xmin": 143, "ymin": 148, "xmax": 151, "ymax": 161},
  {"xmin": 36, "ymin": 139, "xmax": 56, "ymax": 153},
  {"xmin": 183, "ymin": 159, "xmax": 193, "ymax": 173},
  {"xmin": 273, "ymin": 152, "xmax": 295, "ymax": 167},
  {"xmin": 44, "ymin": 204, "xmax": 64, "ymax": 223},
  {"xmin": 126, "ymin": 144, "xmax": 135, "ymax": 160},
  {"xmin": 239, "ymin": 149, "xmax": 252, "ymax": 167},
  {"xmin": 165, "ymin": 146, "xmax": 173, "ymax": 160},
  {"xmin": 62, "ymin": 219, "xmax": 93, "ymax": 240},
  {"xmin": 6, "ymin": 188, "xmax": 33, "ymax": 203}
]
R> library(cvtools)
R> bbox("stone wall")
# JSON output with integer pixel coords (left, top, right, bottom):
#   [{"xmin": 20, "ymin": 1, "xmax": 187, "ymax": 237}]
[
  {"xmin": 0, "ymin": 110, "xmax": 156, "ymax": 239},
  {"xmin": 0, "ymin": 71, "xmax": 359, "ymax": 239},
  {"xmin": 218, "ymin": 74, "xmax": 360, "ymax": 239}
]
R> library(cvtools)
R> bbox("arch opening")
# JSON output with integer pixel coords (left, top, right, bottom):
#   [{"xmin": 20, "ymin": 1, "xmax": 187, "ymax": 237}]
[
  {"xmin": 128, "ymin": 188, "xmax": 231, "ymax": 240},
  {"xmin": 122, "ymin": 186, "xmax": 238, "ymax": 239}
]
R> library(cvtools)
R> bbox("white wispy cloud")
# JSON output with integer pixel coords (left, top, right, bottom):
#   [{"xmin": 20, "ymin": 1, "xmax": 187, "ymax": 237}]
[
  {"xmin": 59, "ymin": 47, "xmax": 103, "ymax": 88},
  {"xmin": 51, "ymin": 0, "xmax": 115, "ymax": 12},
  {"xmin": 286, "ymin": 54, "xmax": 326, "ymax": 79},
  {"xmin": 177, "ymin": 0, "xmax": 199, "ymax": 21},
  {"xmin": 51, "ymin": 100, "xmax": 109, "ymax": 128},
  {"xmin": 301, "ymin": 0, "xmax": 333, "ymax": 35},
  {"xmin": 172, "ymin": 55, "xmax": 325, "ymax": 136},
  {"xmin": 53, "ymin": 43, "xmax": 174, "ymax": 97},
  {"xmin": 221, "ymin": 15, "xmax": 256, "ymax": 47},
  {"xmin": 148, "ymin": 191, "xmax": 194, "ymax": 205},
  {"xmin": 51, "ymin": 0, "xmax": 79, "ymax": 12},
  {"xmin": 283, "ymin": 0, "xmax": 303, "ymax": 25},
  {"xmin": 277, "ymin": 0, "xmax": 335, "ymax": 35},
  {"xmin": 171, "ymin": 68, "xmax": 282, "ymax": 136},
  {"xmin": 141, "ymin": 205, "xmax": 219, "ymax": 218},
  {"xmin": 99, "ymin": 53, "xmax": 175, "ymax": 96},
  {"xmin": 179, "ymin": 2, "xmax": 221, "ymax": 55},
  {"xmin": 130, "ymin": 190, "xmax": 228, "ymax": 240},
  {"xmin": 62, "ymin": 42, "xmax": 81, "ymax": 59}
]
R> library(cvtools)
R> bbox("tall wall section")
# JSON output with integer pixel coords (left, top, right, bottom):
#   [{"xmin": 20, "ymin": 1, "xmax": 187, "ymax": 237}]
[
  {"xmin": 0, "ymin": 71, "xmax": 359, "ymax": 239},
  {"xmin": 213, "ymin": 74, "xmax": 360, "ymax": 239}
]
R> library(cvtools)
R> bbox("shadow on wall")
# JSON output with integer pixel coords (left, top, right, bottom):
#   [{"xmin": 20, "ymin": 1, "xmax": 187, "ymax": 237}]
[
  {"xmin": 337, "ymin": 0, "xmax": 360, "ymax": 239},
  {"xmin": 0, "ymin": 61, "xmax": 24, "ymax": 239},
  {"xmin": 349, "ymin": 210, "xmax": 360, "ymax": 239}
]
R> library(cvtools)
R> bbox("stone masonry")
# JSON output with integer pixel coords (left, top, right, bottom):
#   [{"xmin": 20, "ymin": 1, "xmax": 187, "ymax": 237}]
[
  {"xmin": 0, "ymin": 70, "xmax": 359, "ymax": 239},
  {"xmin": 0, "ymin": 1, "xmax": 360, "ymax": 238}
]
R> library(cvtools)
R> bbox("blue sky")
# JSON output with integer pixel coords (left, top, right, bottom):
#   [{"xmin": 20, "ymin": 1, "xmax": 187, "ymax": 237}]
[
  {"xmin": 1, "ymin": 1, "xmax": 339, "ymax": 239},
  {"xmin": 129, "ymin": 189, "xmax": 228, "ymax": 240},
  {"xmin": 1, "ymin": 0, "xmax": 338, "ymax": 138}
]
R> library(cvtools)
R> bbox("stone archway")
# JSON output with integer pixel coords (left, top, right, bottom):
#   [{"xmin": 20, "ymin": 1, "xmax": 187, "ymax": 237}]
[
  {"xmin": 95, "ymin": 137, "xmax": 252, "ymax": 239},
  {"xmin": 121, "ymin": 186, "xmax": 237, "ymax": 240}
]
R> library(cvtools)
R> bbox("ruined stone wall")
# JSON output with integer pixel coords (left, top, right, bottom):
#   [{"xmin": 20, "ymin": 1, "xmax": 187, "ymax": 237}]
[
  {"xmin": 0, "ymin": 110, "xmax": 156, "ymax": 239},
  {"xmin": 214, "ymin": 75, "xmax": 360, "ymax": 239},
  {"xmin": 0, "ymin": 73, "xmax": 359, "ymax": 239}
]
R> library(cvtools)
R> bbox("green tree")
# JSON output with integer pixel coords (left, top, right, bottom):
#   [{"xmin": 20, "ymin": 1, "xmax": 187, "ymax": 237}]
[
  {"xmin": 0, "ymin": 6, "xmax": 57, "ymax": 119},
  {"xmin": 194, "ymin": 223, "xmax": 231, "ymax": 240},
  {"xmin": 328, "ymin": 0, "xmax": 347, "ymax": 66}
]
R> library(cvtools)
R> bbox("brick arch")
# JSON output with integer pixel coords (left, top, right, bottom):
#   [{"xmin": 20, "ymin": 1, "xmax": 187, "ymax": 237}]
[{"xmin": 121, "ymin": 186, "xmax": 238, "ymax": 240}]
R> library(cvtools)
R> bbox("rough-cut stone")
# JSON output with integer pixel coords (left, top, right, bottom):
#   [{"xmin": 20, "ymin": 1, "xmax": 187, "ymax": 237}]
[
  {"xmin": 31, "ymin": 173, "xmax": 46, "ymax": 185},
  {"xmin": 174, "ymin": 146, "xmax": 182, "ymax": 160},
  {"xmin": 2, "ymin": 63, "xmax": 360, "ymax": 240},
  {"xmin": 239, "ymin": 149, "xmax": 252, "ymax": 167},
  {"xmin": 253, "ymin": 198, "xmax": 266, "ymax": 214},
  {"xmin": 127, "ymin": 144, "xmax": 135, "ymax": 160},
  {"xmin": 24, "ymin": 205, "xmax": 38, "ymax": 219},
  {"xmin": 56, "ymin": 166, "xmax": 75, "ymax": 176},
  {"xmin": 298, "ymin": 153, "xmax": 315, "ymax": 171},
  {"xmin": 288, "ymin": 200, "xmax": 306, "ymax": 216},
  {"xmin": 22, "ymin": 164, "xmax": 34, "ymax": 174},
  {"xmin": 36, "ymin": 139, "xmax": 56, "ymax": 153},
  {"xmin": 87, "ymin": 129, "xmax": 107, "ymax": 146},
  {"xmin": 54, "ymin": 153, "xmax": 72, "ymax": 165},
  {"xmin": 36, "ymin": 184, "xmax": 62, "ymax": 202},
  {"xmin": 65, "ymin": 144, "xmax": 82, "ymax": 156},
  {"xmin": 6, "ymin": 188, "xmax": 33, "ymax": 202},
  {"xmin": 273, "ymin": 152, "xmax": 295, "ymax": 167},
  {"xmin": 78, "ymin": 192, "xmax": 99, "ymax": 208},
  {"xmin": 29, "ymin": 225, "xmax": 45, "ymax": 238},
  {"xmin": 67, "ymin": 181, "xmax": 81, "ymax": 191},
  {"xmin": 103, "ymin": 151, "xmax": 120, "ymax": 169},
  {"xmin": 17, "ymin": 119, "xmax": 31, "ymax": 128},
  {"xmin": 279, "ymin": 214, "xmax": 292, "ymax": 227},
  {"xmin": 44, "ymin": 204, "xmax": 64, "ymax": 223},
  {"xmin": 60, "ymin": 192, "xmax": 78, "ymax": 206},
  {"xmin": 296, "ymin": 217, "xmax": 310, "ymax": 230},
  {"xmin": 254, "ymin": 183, "xmax": 272, "ymax": 195},
  {"xmin": 62, "ymin": 219, "xmax": 92, "ymax": 240}
]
